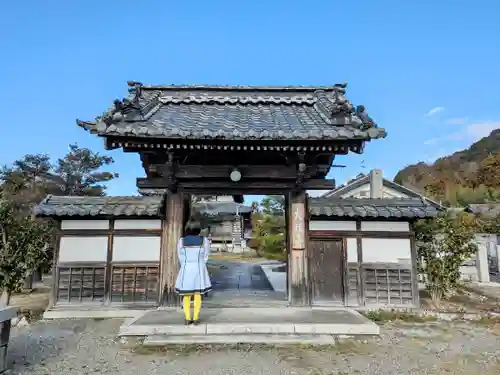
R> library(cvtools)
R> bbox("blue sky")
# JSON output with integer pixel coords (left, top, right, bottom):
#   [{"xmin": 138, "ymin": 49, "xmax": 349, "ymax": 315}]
[{"xmin": 1, "ymin": 1, "xmax": 499, "ymax": 202}]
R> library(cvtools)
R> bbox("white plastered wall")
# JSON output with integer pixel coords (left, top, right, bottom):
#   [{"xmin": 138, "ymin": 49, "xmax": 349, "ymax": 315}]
[
  {"xmin": 112, "ymin": 236, "xmax": 161, "ymax": 262},
  {"xmin": 361, "ymin": 221, "xmax": 409, "ymax": 232},
  {"xmin": 114, "ymin": 219, "xmax": 162, "ymax": 230},
  {"xmin": 362, "ymin": 238, "xmax": 412, "ymax": 265},
  {"xmin": 309, "ymin": 221, "xmax": 357, "ymax": 231},
  {"xmin": 58, "ymin": 219, "xmax": 162, "ymax": 264},
  {"xmin": 309, "ymin": 219, "xmax": 413, "ymax": 265},
  {"xmin": 61, "ymin": 220, "xmax": 109, "ymax": 230},
  {"xmin": 58, "ymin": 236, "xmax": 108, "ymax": 263},
  {"xmin": 346, "ymin": 238, "xmax": 357, "ymax": 262},
  {"xmin": 309, "ymin": 220, "xmax": 409, "ymax": 232}
]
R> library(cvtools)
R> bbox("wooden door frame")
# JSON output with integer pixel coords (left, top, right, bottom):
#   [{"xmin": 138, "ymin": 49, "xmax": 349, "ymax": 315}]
[{"xmin": 307, "ymin": 236, "xmax": 348, "ymax": 306}]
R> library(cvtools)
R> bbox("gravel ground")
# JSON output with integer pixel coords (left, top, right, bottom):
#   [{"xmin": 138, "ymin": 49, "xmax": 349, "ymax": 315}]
[{"xmin": 5, "ymin": 318, "xmax": 500, "ymax": 374}]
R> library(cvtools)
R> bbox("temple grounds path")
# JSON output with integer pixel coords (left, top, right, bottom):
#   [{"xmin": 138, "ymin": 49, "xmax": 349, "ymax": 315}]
[{"xmin": 6, "ymin": 318, "xmax": 500, "ymax": 374}]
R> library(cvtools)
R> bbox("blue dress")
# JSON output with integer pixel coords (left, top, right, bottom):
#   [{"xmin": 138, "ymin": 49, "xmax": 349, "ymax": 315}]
[{"xmin": 175, "ymin": 235, "xmax": 212, "ymax": 295}]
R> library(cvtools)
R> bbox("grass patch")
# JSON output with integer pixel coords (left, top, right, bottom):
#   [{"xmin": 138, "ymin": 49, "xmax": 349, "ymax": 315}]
[
  {"xmin": 19, "ymin": 307, "xmax": 46, "ymax": 323},
  {"xmin": 132, "ymin": 342, "xmax": 371, "ymax": 357},
  {"xmin": 473, "ymin": 315, "xmax": 500, "ymax": 327},
  {"xmin": 362, "ymin": 309, "xmax": 438, "ymax": 323}
]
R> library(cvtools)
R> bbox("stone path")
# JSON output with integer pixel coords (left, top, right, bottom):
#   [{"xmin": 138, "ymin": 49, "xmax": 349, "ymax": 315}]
[
  {"xmin": 468, "ymin": 281, "xmax": 500, "ymax": 300},
  {"xmin": 207, "ymin": 259, "xmax": 274, "ymax": 291},
  {"xmin": 260, "ymin": 262, "xmax": 287, "ymax": 293},
  {"xmin": 6, "ymin": 318, "xmax": 500, "ymax": 374}
]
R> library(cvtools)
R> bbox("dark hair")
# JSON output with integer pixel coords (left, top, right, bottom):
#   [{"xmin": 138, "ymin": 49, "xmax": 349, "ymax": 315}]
[{"xmin": 185, "ymin": 226, "xmax": 201, "ymax": 236}]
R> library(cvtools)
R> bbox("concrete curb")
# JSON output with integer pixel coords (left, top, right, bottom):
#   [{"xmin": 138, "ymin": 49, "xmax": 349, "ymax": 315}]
[
  {"xmin": 43, "ymin": 309, "xmax": 145, "ymax": 320},
  {"xmin": 357, "ymin": 308, "xmax": 500, "ymax": 322},
  {"xmin": 119, "ymin": 321, "xmax": 380, "ymax": 336}
]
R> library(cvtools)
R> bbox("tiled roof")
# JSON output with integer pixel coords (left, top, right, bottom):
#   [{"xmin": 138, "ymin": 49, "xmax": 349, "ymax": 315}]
[
  {"xmin": 34, "ymin": 195, "xmax": 164, "ymax": 218},
  {"xmin": 308, "ymin": 198, "xmax": 442, "ymax": 219},
  {"xmin": 322, "ymin": 171, "xmax": 443, "ymax": 209},
  {"xmin": 77, "ymin": 82, "xmax": 387, "ymax": 141},
  {"xmin": 138, "ymin": 188, "xmax": 167, "ymax": 196},
  {"xmin": 465, "ymin": 204, "xmax": 500, "ymax": 218}
]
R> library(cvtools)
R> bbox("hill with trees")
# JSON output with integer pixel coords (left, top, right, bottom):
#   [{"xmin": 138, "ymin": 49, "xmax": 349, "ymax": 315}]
[{"xmin": 394, "ymin": 129, "xmax": 500, "ymax": 206}]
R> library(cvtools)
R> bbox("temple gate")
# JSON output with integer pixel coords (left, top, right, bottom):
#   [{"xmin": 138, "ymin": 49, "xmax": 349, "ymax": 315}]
[{"xmin": 76, "ymin": 82, "xmax": 386, "ymax": 306}]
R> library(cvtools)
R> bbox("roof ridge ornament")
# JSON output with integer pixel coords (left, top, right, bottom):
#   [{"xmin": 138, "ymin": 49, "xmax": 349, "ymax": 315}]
[
  {"xmin": 100, "ymin": 81, "xmax": 145, "ymax": 125},
  {"xmin": 355, "ymin": 105, "xmax": 377, "ymax": 130}
]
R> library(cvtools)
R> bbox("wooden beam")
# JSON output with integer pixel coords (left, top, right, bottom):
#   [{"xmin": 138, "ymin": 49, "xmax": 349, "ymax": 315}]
[
  {"xmin": 172, "ymin": 165, "xmax": 302, "ymax": 180},
  {"xmin": 159, "ymin": 193, "xmax": 184, "ymax": 306},
  {"xmin": 302, "ymin": 179, "xmax": 335, "ymax": 189},
  {"xmin": 355, "ymin": 220, "xmax": 364, "ymax": 306},
  {"xmin": 309, "ymin": 230, "xmax": 413, "ymax": 238},
  {"xmin": 138, "ymin": 178, "xmax": 294, "ymax": 191},
  {"xmin": 137, "ymin": 177, "xmax": 334, "ymax": 192}
]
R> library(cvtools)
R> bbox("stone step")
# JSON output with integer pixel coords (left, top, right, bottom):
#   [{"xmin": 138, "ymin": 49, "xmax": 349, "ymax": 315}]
[
  {"xmin": 143, "ymin": 333, "xmax": 341, "ymax": 345},
  {"xmin": 120, "ymin": 322, "xmax": 379, "ymax": 336}
]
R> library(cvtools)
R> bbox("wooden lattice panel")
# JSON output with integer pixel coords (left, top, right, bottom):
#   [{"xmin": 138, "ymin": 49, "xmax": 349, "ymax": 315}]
[
  {"xmin": 363, "ymin": 266, "xmax": 413, "ymax": 305},
  {"xmin": 57, "ymin": 266, "xmax": 106, "ymax": 303},
  {"xmin": 347, "ymin": 264, "xmax": 359, "ymax": 305},
  {"xmin": 110, "ymin": 265, "xmax": 159, "ymax": 304}
]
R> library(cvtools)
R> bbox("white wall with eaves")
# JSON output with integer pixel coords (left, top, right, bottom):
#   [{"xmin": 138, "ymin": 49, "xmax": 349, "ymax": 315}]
[{"xmin": 58, "ymin": 218, "xmax": 162, "ymax": 263}]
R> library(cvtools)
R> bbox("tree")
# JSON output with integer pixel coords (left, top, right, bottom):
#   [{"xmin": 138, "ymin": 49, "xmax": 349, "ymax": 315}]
[
  {"xmin": 0, "ymin": 154, "xmax": 53, "ymax": 209},
  {"xmin": 51, "ymin": 144, "xmax": 118, "ymax": 196},
  {"xmin": 476, "ymin": 153, "xmax": 500, "ymax": 199},
  {"xmin": 476, "ymin": 211, "xmax": 500, "ymax": 235},
  {"xmin": 0, "ymin": 144, "xmax": 118, "ymax": 288},
  {"xmin": 415, "ymin": 213, "xmax": 478, "ymax": 305},
  {"xmin": 260, "ymin": 196, "xmax": 285, "ymax": 215},
  {"xmin": 0, "ymin": 144, "xmax": 118, "ymax": 201},
  {"xmin": 0, "ymin": 197, "xmax": 52, "ymax": 305},
  {"xmin": 249, "ymin": 196, "xmax": 286, "ymax": 260}
]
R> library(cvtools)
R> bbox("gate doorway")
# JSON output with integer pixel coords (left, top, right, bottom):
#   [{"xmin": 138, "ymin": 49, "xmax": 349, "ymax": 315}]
[
  {"xmin": 309, "ymin": 239, "xmax": 346, "ymax": 305},
  {"xmin": 188, "ymin": 194, "xmax": 288, "ymax": 307}
]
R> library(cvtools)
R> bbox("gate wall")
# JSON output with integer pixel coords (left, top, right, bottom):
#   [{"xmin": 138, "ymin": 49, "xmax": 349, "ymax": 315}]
[
  {"xmin": 309, "ymin": 219, "xmax": 418, "ymax": 307},
  {"xmin": 52, "ymin": 219, "xmax": 162, "ymax": 309}
]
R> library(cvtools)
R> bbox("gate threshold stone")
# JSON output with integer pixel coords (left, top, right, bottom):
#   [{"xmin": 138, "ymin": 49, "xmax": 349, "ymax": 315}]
[
  {"xmin": 143, "ymin": 334, "xmax": 339, "ymax": 345},
  {"xmin": 119, "ymin": 307, "xmax": 379, "ymax": 339}
]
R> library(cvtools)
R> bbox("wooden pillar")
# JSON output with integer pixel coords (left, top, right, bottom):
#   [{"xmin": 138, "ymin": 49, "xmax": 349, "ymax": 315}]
[
  {"xmin": 356, "ymin": 219, "xmax": 365, "ymax": 306},
  {"xmin": 160, "ymin": 192, "xmax": 184, "ymax": 306},
  {"xmin": 104, "ymin": 219, "xmax": 114, "ymax": 305},
  {"xmin": 49, "ymin": 221, "xmax": 61, "ymax": 309},
  {"xmin": 288, "ymin": 190, "xmax": 310, "ymax": 306},
  {"xmin": 409, "ymin": 224, "xmax": 420, "ymax": 307}
]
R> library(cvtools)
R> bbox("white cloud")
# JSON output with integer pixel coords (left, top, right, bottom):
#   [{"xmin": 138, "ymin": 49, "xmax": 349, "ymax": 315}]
[
  {"xmin": 423, "ymin": 138, "xmax": 438, "ymax": 145},
  {"xmin": 424, "ymin": 120, "xmax": 500, "ymax": 146},
  {"xmin": 445, "ymin": 117, "xmax": 469, "ymax": 125},
  {"xmin": 425, "ymin": 106, "xmax": 445, "ymax": 116},
  {"xmin": 464, "ymin": 121, "xmax": 500, "ymax": 138},
  {"xmin": 445, "ymin": 121, "xmax": 500, "ymax": 142}
]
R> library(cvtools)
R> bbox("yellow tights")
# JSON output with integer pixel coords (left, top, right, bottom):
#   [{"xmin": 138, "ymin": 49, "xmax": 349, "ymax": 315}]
[{"xmin": 182, "ymin": 293, "xmax": 202, "ymax": 321}]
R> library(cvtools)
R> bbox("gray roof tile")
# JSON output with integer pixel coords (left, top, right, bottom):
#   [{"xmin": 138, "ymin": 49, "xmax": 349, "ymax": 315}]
[
  {"xmin": 322, "ymin": 172, "xmax": 444, "ymax": 210},
  {"xmin": 308, "ymin": 197, "xmax": 442, "ymax": 219},
  {"xmin": 77, "ymin": 83, "xmax": 387, "ymax": 141},
  {"xmin": 34, "ymin": 195, "xmax": 164, "ymax": 218},
  {"xmin": 465, "ymin": 204, "xmax": 500, "ymax": 218},
  {"xmin": 138, "ymin": 188, "xmax": 167, "ymax": 196}
]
